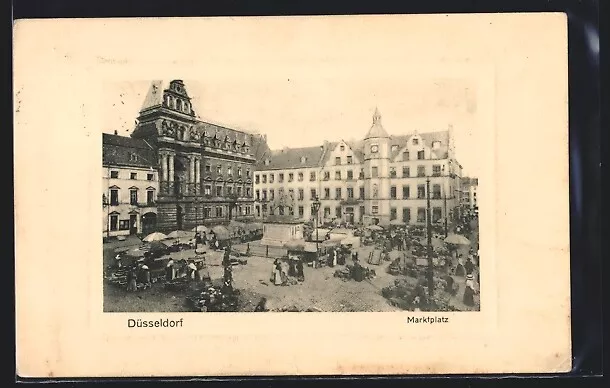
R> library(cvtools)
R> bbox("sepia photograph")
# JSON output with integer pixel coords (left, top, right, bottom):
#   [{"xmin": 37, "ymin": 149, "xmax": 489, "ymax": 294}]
[
  {"xmin": 102, "ymin": 78, "xmax": 481, "ymax": 313},
  {"xmin": 15, "ymin": 14, "xmax": 571, "ymax": 377}
]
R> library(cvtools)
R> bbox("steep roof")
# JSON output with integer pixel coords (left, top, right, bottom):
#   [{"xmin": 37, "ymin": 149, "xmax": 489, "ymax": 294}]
[
  {"xmin": 389, "ymin": 130, "xmax": 450, "ymax": 160},
  {"xmin": 139, "ymin": 80, "xmax": 167, "ymax": 112},
  {"xmin": 256, "ymin": 145, "xmax": 326, "ymax": 170},
  {"xmin": 102, "ymin": 133, "xmax": 158, "ymax": 169}
]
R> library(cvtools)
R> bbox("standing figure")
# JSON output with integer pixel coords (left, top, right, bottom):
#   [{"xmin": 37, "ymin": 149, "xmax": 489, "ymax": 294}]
[
  {"xmin": 296, "ymin": 258, "xmax": 305, "ymax": 282},
  {"xmin": 463, "ymin": 274, "xmax": 476, "ymax": 306},
  {"xmin": 114, "ymin": 253, "xmax": 123, "ymax": 269},
  {"xmin": 254, "ymin": 297, "xmax": 268, "ymax": 312},
  {"xmin": 188, "ymin": 261, "xmax": 198, "ymax": 281},
  {"xmin": 165, "ymin": 258, "xmax": 175, "ymax": 280},
  {"xmin": 273, "ymin": 259, "xmax": 283, "ymax": 286},
  {"xmin": 126, "ymin": 266, "xmax": 137, "ymax": 292},
  {"xmin": 464, "ymin": 257, "xmax": 475, "ymax": 275},
  {"xmin": 140, "ymin": 264, "xmax": 151, "ymax": 289}
]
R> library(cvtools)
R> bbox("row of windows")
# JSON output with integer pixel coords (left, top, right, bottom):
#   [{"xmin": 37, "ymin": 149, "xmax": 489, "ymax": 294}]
[
  {"xmin": 201, "ymin": 205, "xmax": 252, "ymax": 218},
  {"xmin": 334, "ymin": 156, "xmax": 354, "ymax": 165},
  {"xmin": 110, "ymin": 170, "xmax": 155, "ymax": 181},
  {"xmin": 255, "ymin": 164, "xmax": 446, "ymax": 184},
  {"xmin": 107, "ymin": 188, "xmax": 156, "ymax": 206},
  {"xmin": 204, "ymin": 164, "xmax": 251, "ymax": 177},
  {"xmin": 370, "ymin": 141, "xmax": 442, "ymax": 156},
  {"xmin": 254, "ymin": 184, "xmax": 446, "ymax": 201},
  {"xmin": 203, "ymin": 185, "xmax": 252, "ymax": 197}
]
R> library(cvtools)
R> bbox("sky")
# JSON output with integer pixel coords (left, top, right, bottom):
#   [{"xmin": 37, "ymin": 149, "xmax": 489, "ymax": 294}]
[{"xmin": 103, "ymin": 78, "xmax": 479, "ymax": 177}]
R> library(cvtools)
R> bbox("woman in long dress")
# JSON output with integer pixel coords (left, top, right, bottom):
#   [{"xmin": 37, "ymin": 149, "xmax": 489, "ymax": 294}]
[
  {"xmin": 274, "ymin": 260, "xmax": 283, "ymax": 286},
  {"xmin": 296, "ymin": 259, "xmax": 305, "ymax": 282},
  {"xmin": 165, "ymin": 258, "xmax": 175, "ymax": 280},
  {"xmin": 463, "ymin": 274, "xmax": 476, "ymax": 306}
]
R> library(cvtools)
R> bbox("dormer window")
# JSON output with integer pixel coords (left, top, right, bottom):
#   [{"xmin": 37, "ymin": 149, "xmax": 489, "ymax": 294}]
[
  {"xmin": 340, "ymin": 145, "xmax": 345, "ymax": 151},
  {"xmin": 432, "ymin": 141, "xmax": 441, "ymax": 149},
  {"xmin": 300, "ymin": 156, "xmax": 307, "ymax": 164},
  {"xmin": 264, "ymin": 159, "xmax": 271, "ymax": 166},
  {"xmin": 391, "ymin": 145, "xmax": 399, "ymax": 152},
  {"xmin": 412, "ymin": 138, "xmax": 419, "ymax": 145}
]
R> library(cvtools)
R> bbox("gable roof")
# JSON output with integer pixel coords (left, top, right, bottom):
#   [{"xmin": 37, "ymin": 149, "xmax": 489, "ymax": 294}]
[
  {"xmin": 389, "ymin": 131, "xmax": 450, "ymax": 160},
  {"xmin": 103, "ymin": 133, "xmax": 158, "ymax": 169},
  {"xmin": 256, "ymin": 145, "xmax": 326, "ymax": 170}
]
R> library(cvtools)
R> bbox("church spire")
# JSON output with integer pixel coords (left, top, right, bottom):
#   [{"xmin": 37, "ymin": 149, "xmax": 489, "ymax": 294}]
[{"xmin": 364, "ymin": 106, "xmax": 389, "ymax": 140}]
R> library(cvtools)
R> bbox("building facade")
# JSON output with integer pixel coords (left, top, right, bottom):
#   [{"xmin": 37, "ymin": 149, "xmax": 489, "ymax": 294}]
[
  {"xmin": 102, "ymin": 133, "xmax": 159, "ymax": 238},
  {"xmin": 253, "ymin": 108, "xmax": 464, "ymax": 227},
  {"xmin": 128, "ymin": 80, "xmax": 269, "ymax": 232},
  {"xmin": 461, "ymin": 177, "xmax": 478, "ymax": 210}
]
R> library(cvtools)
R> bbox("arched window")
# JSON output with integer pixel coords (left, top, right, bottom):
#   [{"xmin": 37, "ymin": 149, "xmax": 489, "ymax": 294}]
[
  {"xmin": 177, "ymin": 99, "xmax": 183, "ymax": 111},
  {"xmin": 164, "ymin": 95, "xmax": 170, "ymax": 107},
  {"xmin": 184, "ymin": 103, "xmax": 190, "ymax": 114}
]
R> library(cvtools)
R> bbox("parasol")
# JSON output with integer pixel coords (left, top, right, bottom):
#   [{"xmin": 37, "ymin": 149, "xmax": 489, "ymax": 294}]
[
  {"xmin": 444, "ymin": 234, "xmax": 471, "ymax": 245},
  {"xmin": 389, "ymin": 219, "xmax": 404, "ymax": 226},
  {"xmin": 211, "ymin": 225, "xmax": 231, "ymax": 240},
  {"xmin": 125, "ymin": 247, "xmax": 146, "ymax": 258},
  {"xmin": 142, "ymin": 232, "xmax": 168, "ymax": 242},
  {"xmin": 366, "ymin": 224, "xmax": 384, "ymax": 231},
  {"xmin": 284, "ymin": 240, "xmax": 306, "ymax": 251},
  {"xmin": 191, "ymin": 225, "xmax": 209, "ymax": 233},
  {"xmin": 167, "ymin": 230, "xmax": 195, "ymax": 239}
]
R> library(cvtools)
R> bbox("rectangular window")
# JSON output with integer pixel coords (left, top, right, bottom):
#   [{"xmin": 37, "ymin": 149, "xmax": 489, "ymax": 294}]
[
  {"xmin": 262, "ymin": 204, "xmax": 268, "ymax": 214},
  {"xmin": 432, "ymin": 184, "xmax": 441, "ymax": 199},
  {"xmin": 110, "ymin": 215, "xmax": 118, "ymax": 231},
  {"xmin": 372, "ymin": 205, "xmax": 379, "ymax": 214},
  {"xmin": 402, "ymin": 208, "xmax": 411, "ymax": 223},
  {"xmin": 216, "ymin": 207, "xmax": 223, "ymax": 218},
  {"xmin": 130, "ymin": 190, "xmax": 138, "ymax": 205},
  {"xmin": 371, "ymin": 166, "xmax": 378, "ymax": 178},
  {"xmin": 262, "ymin": 190, "xmax": 267, "ymax": 200},
  {"xmin": 417, "ymin": 208, "xmax": 426, "ymax": 223},
  {"xmin": 402, "ymin": 185, "xmax": 410, "ymax": 199},
  {"xmin": 288, "ymin": 189, "xmax": 294, "ymax": 199},
  {"xmin": 417, "ymin": 185, "xmax": 426, "ymax": 199},
  {"xmin": 324, "ymin": 188, "xmax": 330, "ymax": 199},
  {"xmin": 390, "ymin": 167, "xmax": 397, "ymax": 178},
  {"xmin": 119, "ymin": 220, "xmax": 130, "ymax": 231},
  {"xmin": 359, "ymin": 169, "xmax": 365, "ymax": 179},
  {"xmin": 340, "ymin": 145, "xmax": 345, "ymax": 151},
  {"xmin": 269, "ymin": 173, "xmax": 274, "ymax": 183},
  {"xmin": 298, "ymin": 189, "xmax": 304, "ymax": 200},
  {"xmin": 204, "ymin": 185, "xmax": 211, "ymax": 195},
  {"xmin": 262, "ymin": 174, "xmax": 267, "ymax": 184},
  {"xmin": 227, "ymin": 186, "xmax": 233, "ymax": 195},
  {"xmin": 335, "ymin": 206, "xmax": 341, "ymax": 217},
  {"xmin": 413, "ymin": 139, "xmax": 419, "ymax": 145},
  {"xmin": 246, "ymin": 206, "xmax": 251, "ymax": 215},
  {"xmin": 335, "ymin": 157, "xmax": 341, "ymax": 165},
  {"xmin": 310, "ymin": 172, "xmax": 316, "ymax": 181},
  {"xmin": 402, "ymin": 166, "xmax": 410, "ymax": 178},
  {"xmin": 298, "ymin": 172, "xmax": 303, "ymax": 181},
  {"xmin": 359, "ymin": 187, "xmax": 365, "ymax": 199},
  {"xmin": 227, "ymin": 166, "xmax": 232, "ymax": 176},
  {"xmin": 237, "ymin": 167, "xmax": 242, "ymax": 177},
  {"xmin": 216, "ymin": 186, "xmax": 222, "ymax": 196},
  {"xmin": 288, "ymin": 173, "xmax": 294, "ymax": 182},
  {"xmin": 205, "ymin": 165, "xmax": 211, "ymax": 173},
  {"xmin": 298, "ymin": 206, "xmax": 304, "ymax": 217},
  {"xmin": 347, "ymin": 187, "xmax": 354, "ymax": 198},
  {"xmin": 217, "ymin": 165, "xmax": 222, "ymax": 174},
  {"xmin": 433, "ymin": 207, "xmax": 442, "ymax": 223},
  {"xmin": 110, "ymin": 171, "xmax": 119, "ymax": 179},
  {"xmin": 147, "ymin": 173, "xmax": 154, "ymax": 181},
  {"xmin": 347, "ymin": 170, "xmax": 353, "ymax": 180},
  {"xmin": 130, "ymin": 172, "xmax": 137, "ymax": 180},
  {"xmin": 417, "ymin": 150, "xmax": 425, "ymax": 160},
  {"xmin": 323, "ymin": 171, "xmax": 330, "ymax": 180},
  {"xmin": 257, "ymin": 206, "xmax": 261, "ymax": 217},
  {"xmin": 278, "ymin": 173, "xmax": 284, "ymax": 183},
  {"xmin": 403, "ymin": 151, "xmax": 409, "ymax": 161},
  {"xmin": 417, "ymin": 166, "xmax": 426, "ymax": 177},
  {"xmin": 335, "ymin": 171, "xmax": 341, "ymax": 180},
  {"xmin": 246, "ymin": 187, "xmax": 251, "ymax": 197},
  {"xmin": 390, "ymin": 207, "xmax": 397, "ymax": 220},
  {"xmin": 278, "ymin": 188, "xmax": 284, "ymax": 196},
  {"xmin": 335, "ymin": 188, "xmax": 342, "ymax": 199},
  {"xmin": 237, "ymin": 186, "xmax": 242, "ymax": 197},
  {"xmin": 246, "ymin": 169, "xmax": 251, "ymax": 178},
  {"xmin": 255, "ymin": 174, "xmax": 260, "ymax": 184},
  {"xmin": 110, "ymin": 189, "xmax": 119, "ymax": 206},
  {"xmin": 324, "ymin": 207, "xmax": 331, "ymax": 217},
  {"xmin": 147, "ymin": 190, "xmax": 154, "ymax": 205},
  {"xmin": 269, "ymin": 189, "xmax": 275, "ymax": 200},
  {"xmin": 310, "ymin": 189, "xmax": 317, "ymax": 199},
  {"xmin": 433, "ymin": 165, "xmax": 442, "ymax": 176},
  {"xmin": 347, "ymin": 156, "xmax": 353, "ymax": 164},
  {"xmin": 390, "ymin": 186, "xmax": 397, "ymax": 199}
]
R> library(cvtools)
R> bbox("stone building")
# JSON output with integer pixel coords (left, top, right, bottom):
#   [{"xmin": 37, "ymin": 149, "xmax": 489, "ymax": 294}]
[
  {"xmin": 102, "ymin": 132, "xmax": 159, "ymax": 238},
  {"xmin": 128, "ymin": 80, "xmax": 269, "ymax": 231},
  {"xmin": 253, "ymin": 108, "xmax": 464, "ymax": 227},
  {"xmin": 461, "ymin": 177, "xmax": 479, "ymax": 210}
]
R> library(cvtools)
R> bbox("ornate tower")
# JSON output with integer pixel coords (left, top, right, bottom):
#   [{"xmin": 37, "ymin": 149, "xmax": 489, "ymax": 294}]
[{"xmin": 362, "ymin": 107, "xmax": 391, "ymax": 225}]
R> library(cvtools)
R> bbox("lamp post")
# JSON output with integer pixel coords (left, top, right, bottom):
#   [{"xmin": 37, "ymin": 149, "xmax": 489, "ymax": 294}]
[
  {"xmin": 102, "ymin": 193, "xmax": 110, "ymax": 239},
  {"xmin": 311, "ymin": 196, "xmax": 321, "ymax": 264},
  {"xmin": 425, "ymin": 177, "xmax": 434, "ymax": 300}
]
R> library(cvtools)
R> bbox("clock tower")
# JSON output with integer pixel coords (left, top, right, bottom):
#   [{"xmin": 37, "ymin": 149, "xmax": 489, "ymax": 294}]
[{"xmin": 362, "ymin": 107, "xmax": 391, "ymax": 225}]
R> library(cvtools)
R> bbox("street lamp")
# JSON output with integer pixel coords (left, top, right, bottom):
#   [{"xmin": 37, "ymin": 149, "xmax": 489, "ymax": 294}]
[
  {"xmin": 311, "ymin": 196, "xmax": 321, "ymax": 264},
  {"xmin": 425, "ymin": 177, "xmax": 435, "ymax": 301}
]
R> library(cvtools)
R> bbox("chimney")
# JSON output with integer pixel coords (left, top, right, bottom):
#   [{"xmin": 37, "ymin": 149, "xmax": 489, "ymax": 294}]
[{"xmin": 114, "ymin": 130, "xmax": 118, "ymax": 135}]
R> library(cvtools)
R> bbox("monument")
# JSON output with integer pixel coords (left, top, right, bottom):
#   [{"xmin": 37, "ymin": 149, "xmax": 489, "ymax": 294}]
[{"xmin": 259, "ymin": 192, "xmax": 304, "ymax": 247}]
